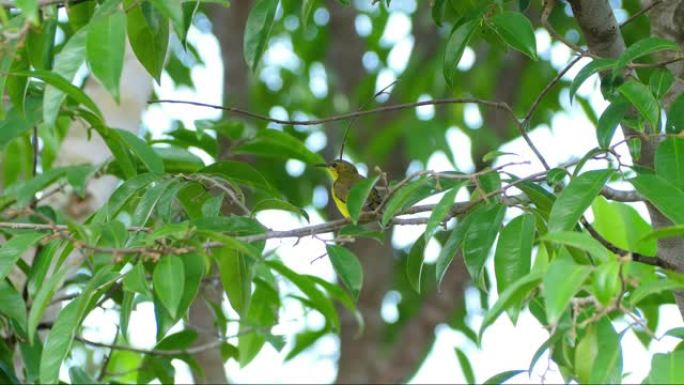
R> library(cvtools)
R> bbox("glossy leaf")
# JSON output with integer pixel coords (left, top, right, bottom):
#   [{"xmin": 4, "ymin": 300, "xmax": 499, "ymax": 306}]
[
  {"xmin": 203, "ymin": 160, "xmax": 279, "ymax": 197},
  {"xmin": 381, "ymin": 178, "xmax": 430, "ymax": 225},
  {"xmin": 543, "ymin": 258, "xmax": 592, "ymax": 324},
  {"xmin": 126, "ymin": 0, "xmax": 170, "ymax": 82},
  {"xmin": 0, "ymin": 281, "xmax": 27, "ymax": 335},
  {"xmin": 43, "ymin": 28, "xmax": 88, "ymax": 126},
  {"xmin": 116, "ymin": 129, "xmax": 165, "ymax": 174},
  {"xmin": 0, "ymin": 232, "xmax": 44, "ymax": 281},
  {"xmin": 649, "ymin": 68, "xmax": 674, "ymax": 99},
  {"xmin": 666, "ymin": 93, "xmax": 684, "ymax": 134},
  {"xmin": 218, "ymin": 247, "xmax": 252, "ymax": 315},
  {"xmin": 346, "ymin": 175, "xmax": 379, "ymax": 224},
  {"xmin": 455, "ymin": 347, "xmax": 476, "ymax": 384},
  {"xmin": 570, "ymin": 59, "xmax": 615, "ymax": 101},
  {"xmin": 444, "ymin": 19, "xmax": 477, "ymax": 88},
  {"xmin": 575, "ymin": 317, "xmax": 623, "ymax": 384},
  {"xmin": 494, "ymin": 214, "xmax": 535, "ymax": 295},
  {"xmin": 489, "ymin": 11, "xmax": 537, "ymax": 60},
  {"xmin": 153, "ymin": 255, "xmax": 185, "ymax": 319},
  {"xmin": 480, "ymin": 271, "xmax": 543, "ymax": 338},
  {"xmin": 592, "ymin": 197, "xmax": 656, "ymax": 257},
  {"xmin": 87, "ymin": 9, "xmax": 126, "ymax": 100},
  {"xmin": 541, "ymin": 231, "xmax": 611, "ymax": 263},
  {"xmin": 597, "ymin": 96, "xmax": 629, "ymax": 148},
  {"xmin": 406, "ymin": 235, "xmax": 426, "ymax": 293},
  {"xmin": 326, "ymin": 245, "xmax": 363, "ymax": 300},
  {"xmin": 39, "ymin": 301, "xmax": 80, "ymax": 384},
  {"xmin": 243, "ymin": 0, "xmax": 278, "ymax": 71},
  {"xmin": 463, "ymin": 203, "xmax": 506, "ymax": 287},
  {"xmin": 615, "ymin": 37, "xmax": 679, "ymax": 73},
  {"xmin": 424, "ymin": 187, "xmax": 459, "ymax": 242},
  {"xmin": 646, "ymin": 351, "xmax": 684, "ymax": 384},
  {"xmin": 592, "ymin": 261, "xmax": 621, "ymax": 306},
  {"xmin": 631, "ymin": 173, "xmax": 684, "ymax": 224},
  {"xmin": 548, "ymin": 169, "xmax": 613, "ymax": 232},
  {"xmin": 436, "ymin": 212, "xmax": 474, "ymax": 285},
  {"xmin": 618, "ymin": 80, "xmax": 660, "ymax": 128},
  {"xmin": 655, "ymin": 137, "xmax": 684, "ymax": 191}
]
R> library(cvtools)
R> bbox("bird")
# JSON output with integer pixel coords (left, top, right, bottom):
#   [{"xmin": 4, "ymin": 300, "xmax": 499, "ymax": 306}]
[{"xmin": 316, "ymin": 159, "xmax": 382, "ymax": 218}]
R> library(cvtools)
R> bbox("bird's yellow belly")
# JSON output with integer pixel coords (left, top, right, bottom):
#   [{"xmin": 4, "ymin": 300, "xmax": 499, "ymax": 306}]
[{"xmin": 332, "ymin": 190, "xmax": 351, "ymax": 218}]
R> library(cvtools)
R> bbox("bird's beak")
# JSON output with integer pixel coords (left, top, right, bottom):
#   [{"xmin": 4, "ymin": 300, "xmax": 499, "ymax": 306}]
[{"xmin": 314, "ymin": 163, "xmax": 330, "ymax": 168}]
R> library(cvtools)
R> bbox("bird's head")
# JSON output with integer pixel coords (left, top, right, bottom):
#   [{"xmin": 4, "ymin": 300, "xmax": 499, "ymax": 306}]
[{"xmin": 315, "ymin": 159, "xmax": 359, "ymax": 181}]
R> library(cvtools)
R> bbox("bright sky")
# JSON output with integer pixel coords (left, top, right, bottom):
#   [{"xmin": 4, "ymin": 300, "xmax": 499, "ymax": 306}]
[{"xmin": 68, "ymin": 1, "xmax": 684, "ymax": 383}]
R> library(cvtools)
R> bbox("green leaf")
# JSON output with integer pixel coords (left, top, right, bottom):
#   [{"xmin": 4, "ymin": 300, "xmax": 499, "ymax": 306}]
[
  {"xmin": 238, "ymin": 281, "xmax": 278, "ymax": 366},
  {"xmin": 631, "ymin": 173, "xmax": 684, "ymax": 224},
  {"xmin": 543, "ymin": 258, "xmax": 592, "ymax": 324},
  {"xmin": 0, "ymin": 232, "xmax": 44, "ymax": 281},
  {"xmin": 597, "ymin": 96, "xmax": 629, "ymax": 148},
  {"xmin": 424, "ymin": 187, "xmax": 458, "ymax": 242},
  {"xmin": 646, "ymin": 351, "xmax": 684, "ymax": 384},
  {"xmin": 39, "ymin": 301, "xmax": 80, "ymax": 384},
  {"xmin": 87, "ymin": 9, "xmax": 126, "ymax": 100},
  {"xmin": 0, "ymin": 281, "xmax": 27, "ymax": 335},
  {"xmin": 28, "ymin": 265, "xmax": 69, "ymax": 345},
  {"xmin": 455, "ymin": 347, "xmax": 475, "ymax": 384},
  {"xmin": 548, "ymin": 169, "xmax": 613, "ymax": 232},
  {"xmin": 381, "ymin": 178, "xmax": 430, "ymax": 225},
  {"xmin": 346, "ymin": 175, "xmax": 380, "ymax": 223},
  {"xmin": 176, "ymin": 253, "xmax": 205, "ymax": 319},
  {"xmin": 436, "ymin": 213, "xmax": 473, "ymax": 285},
  {"xmin": 618, "ymin": 80, "xmax": 660, "ymax": 128},
  {"xmin": 125, "ymin": 0, "xmax": 170, "ymax": 82},
  {"xmin": 443, "ymin": 19, "xmax": 477, "ymax": 88},
  {"xmin": 406, "ymin": 235, "xmax": 426, "ymax": 293},
  {"xmin": 267, "ymin": 261, "xmax": 339, "ymax": 331},
  {"xmin": 132, "ymin": 179, "xmax": 172, "ymax": 227},
  {"xmin": 494, "ymin": 214, "xmax": 535, "ymax": 295},
  {"xmin": 98, "ymin": 173, "xmax": 159, "ymax": 222},
  {"xmin": 592, "ymin": 261, "xmax": 620, "ymax": 306},
  {"xmin": 575, "ymin": 317, "xmax": 623, "ymax": 384},
  {"xmin": 483, "ymin": 370, "xmax": 526, "ymax": 385},
  {"xmin": 666, "ymin": 93, "xmax": 684, "ymax": 134},
  {"xmin": 15, "ymin": 0, "xmax": 38, "ymax": 23},
  {"xmin": 153, "ymin": 255, "xmax": 185, "ymax": 319},
  {"xmin": 235, "ymin": 129, "xmax": 325, "ymax": 165},
  {"xmin": 243, "ymin": 0, "xmax": 278, "ymax": 71},
  {"xmin": 480, "ymin": 271, "xmax": 544, "ymax": 337},
  {"xmin": 649, "ymin": 68, "xmax": 674, "ymax": 99},
  {"xmin": 592, "ymin": 197, "xmax": 656, "ymax": 257},
  {"xmin": 326, "ymin": 245, "xmax": 363, "ymax": 300},
  {"xmin": 615, "ymin": 37, "xmax": 679, "ymax": 73},
  {"xmin": 14, "ymin": 70, "xmax": 103, "ymax": 119},
  {"xmin": 489, "ymin": 11, "xmax": 537, "ymax": 60},
  {"xmin": 123, "ymin": 262, "xmax": 151, "ymax": 296},
  {"xmin": 285, "ymin": 329, "xmax": 326, "ymax": 361},
  {"xmin": 569, "ymin": 59, "xmax": 615, "ymax": 101},
  {"xmin": 639, "ymin": 225, "xmax": 684, "ymax": 243},
  {"xmin": 655, "ymin": 137, "xmax": 684, "ymax": 191},
  {"xmin": 541, "ymin": 231, "xmax": 611, "ymax": 263},
  {"xmin": 218, "ymin": 247, "xmax": 252, "ymax": 315},
  {"xmin": 202, "ymin": 161, "xmax": 279, "ymax": 197},
  {"xmin": 116, "ymin": 129, "xmax": 165, "ymax": 174},
  {"xmin": 463, "ymin": 203, "xmax": 506, "ymax": 287},
  {"xmin": 149, "ymin": 0, "xmax": 185, "ymax": 40},
  {"xmin": 628, "ymin": 273, "xmax": 684, "ymax": 306},
  {"xmin": 43, "ymin": 28, "xmax": 88, "ymax": 126}
]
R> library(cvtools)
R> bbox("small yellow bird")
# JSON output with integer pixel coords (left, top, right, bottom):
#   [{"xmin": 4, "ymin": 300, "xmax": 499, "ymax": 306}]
[{"xmin": 317, "ymin": 160, "xmax": 382, "ymax": 218}]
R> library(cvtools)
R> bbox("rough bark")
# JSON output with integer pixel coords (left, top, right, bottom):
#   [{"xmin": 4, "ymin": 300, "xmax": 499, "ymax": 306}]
[{"xmin": 568, "ymin": 0, "xmax": 684, "ymax": 318}]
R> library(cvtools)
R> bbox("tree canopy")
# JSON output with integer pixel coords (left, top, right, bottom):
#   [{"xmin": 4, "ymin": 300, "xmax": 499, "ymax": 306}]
[{"xmin": 1, "ymin": 0, "xmax": 684, "ymax": 383}]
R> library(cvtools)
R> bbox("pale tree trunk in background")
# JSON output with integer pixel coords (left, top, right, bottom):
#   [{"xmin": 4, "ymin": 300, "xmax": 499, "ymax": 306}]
[
  {"xmin": 49, "ymin": 45, "xmax": 152, "ymax": 215},
  {"xmin": 568, "ymin": 0, "xmax": 684, "ymax": 318}
]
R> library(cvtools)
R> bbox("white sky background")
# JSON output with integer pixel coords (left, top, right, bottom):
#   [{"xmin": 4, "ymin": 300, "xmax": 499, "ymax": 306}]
[{"xmin": 70, "ymin": 1, "xmax": 684, "ymax": 383}]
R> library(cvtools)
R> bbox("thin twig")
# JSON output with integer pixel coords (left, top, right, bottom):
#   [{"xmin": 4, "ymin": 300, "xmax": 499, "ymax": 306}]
[{"xmin": 619, "ymin": 0, "xmax": 663, "ymax": 28}]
